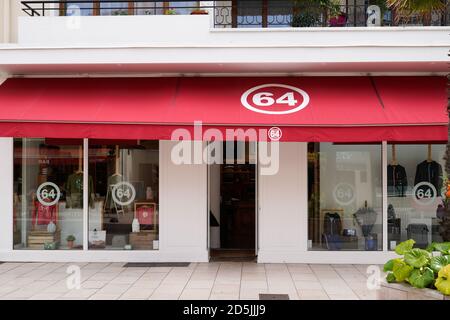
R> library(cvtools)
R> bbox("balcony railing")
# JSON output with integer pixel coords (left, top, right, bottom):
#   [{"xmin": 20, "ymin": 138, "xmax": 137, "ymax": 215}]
[{"xmin": 21, "ymin": 1, "xmax": 450, "ymax": 27}]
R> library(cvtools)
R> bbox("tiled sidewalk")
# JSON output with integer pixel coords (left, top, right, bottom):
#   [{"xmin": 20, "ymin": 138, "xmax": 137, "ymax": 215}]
[{"xmin": 0, "ymin": 262, "xmax": 382, "ymax": 300}]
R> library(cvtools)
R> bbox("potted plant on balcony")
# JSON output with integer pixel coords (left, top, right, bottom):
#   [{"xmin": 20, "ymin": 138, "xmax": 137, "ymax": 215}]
[
  {"xmin": 191, "ymin": 5, "xmax": 209, "ymax": 15},
  {"xmin": 164, "ymin": 9, "xmax": 177, "ymax": 15},
  {"xmin": 386, "ymin": 0, "xmax": 446, "ymax": 26},
  {"xmin": 291, "ymin": 0, "xmax": 341, "ymax": 27}
]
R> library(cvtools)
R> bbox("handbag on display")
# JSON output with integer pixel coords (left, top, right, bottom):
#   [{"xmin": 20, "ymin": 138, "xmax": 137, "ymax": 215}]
[{"xmin": 135, "ymin": 205, "xmax": 154, "ymax": 225}]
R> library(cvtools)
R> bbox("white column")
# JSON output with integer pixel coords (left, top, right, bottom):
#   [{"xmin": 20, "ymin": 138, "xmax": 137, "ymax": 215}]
[
  {"xmin": 0, "ymin": 137, "xmax": 13, "ymax": 251},
  {"xmin": 83, "ymin": 138, "xmax": 88, "ymax": 251},
  {"xmin": 382, "ymin": 141, "xmax": 388, "ymax": 251}
]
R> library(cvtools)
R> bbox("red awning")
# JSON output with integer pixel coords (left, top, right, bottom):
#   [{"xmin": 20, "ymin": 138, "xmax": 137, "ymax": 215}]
[{"xmin": 0, "ymin": 76, "xmax": 446, "ymax": 142}]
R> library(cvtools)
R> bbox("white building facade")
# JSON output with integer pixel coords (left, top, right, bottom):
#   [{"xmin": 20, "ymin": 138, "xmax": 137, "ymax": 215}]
[{"xmin": 0, "ymin": 1, "xmax": 448, "ymax": 264}]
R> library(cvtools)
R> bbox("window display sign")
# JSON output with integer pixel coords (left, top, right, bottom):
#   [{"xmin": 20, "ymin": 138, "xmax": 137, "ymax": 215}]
[
  {"xmin": 413, "ymin": 182, "xmax": 437, "ymax": 205},
  {"xmin": 112, "ymin": 181, "xmax": 136, "ymax": 206},
  {"xmin": 333, "ymin": 182, "xmax": 355, "ymax": 206},
  {"xmin": 36, "ymin": 182, "xmax": 61, "ymax": 207}
]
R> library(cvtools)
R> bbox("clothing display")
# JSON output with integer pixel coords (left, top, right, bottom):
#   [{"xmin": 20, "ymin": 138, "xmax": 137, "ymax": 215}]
[
  {"xmin": 387, "ymin": 164, "xmax": 407, "ymax": 197},
  {"xmin": 65, "ymin": 172, "xmax": 95, "ymax": 209},
  {"xmin": 414, "ymin": 160, "xmax": 443, "ymax": 192},
  {"xmin": 32, "ymin": 201, "xmax": 58, "ymax": 226}
]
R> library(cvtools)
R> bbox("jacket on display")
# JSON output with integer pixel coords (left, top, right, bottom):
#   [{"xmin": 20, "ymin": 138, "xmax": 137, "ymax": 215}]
[
  {"xmin": 32, "ymin": 201, "xmax": 57, "ymax": 225},
  {"xmin": 387, "ymin": 164, "xmax": 408, "ymax": 197},
  {"xmin": 414, "ymin": 160, "xmax": 443, "ymax": 193},
  {"xmin": 65, "ymin": 172, "xmax": 95, "ymax": 209}
]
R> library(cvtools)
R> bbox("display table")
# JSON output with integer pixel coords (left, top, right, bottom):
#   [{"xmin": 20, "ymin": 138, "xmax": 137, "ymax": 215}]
[{"xmin": 129, "ymin": 230, "xmax": 157, "ymax": 250}]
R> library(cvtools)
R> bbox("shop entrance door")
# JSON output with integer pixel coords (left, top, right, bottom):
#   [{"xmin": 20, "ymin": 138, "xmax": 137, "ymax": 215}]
[{"xmin": 208, "ymin": 142, "xmax": 257, "ymax": 261}]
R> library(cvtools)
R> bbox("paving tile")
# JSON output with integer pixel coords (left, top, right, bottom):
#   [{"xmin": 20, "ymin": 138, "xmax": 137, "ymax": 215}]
[
  {"xmin": 240, "ymin": 280, "xmax": 267, "ymax": 290},
  {"xmin": 298, "ymin": 289, "xmax": 330, "ymax": 300},
  {"xmin": 185, "ymin": 279, "xmax": 215, "ymax": 289},
  {"xmin": 179, "ymin": 288, "xmax": 212, "ymax": 300},
  {"xmin": 290, "ymin": 273, "xmax": 318, "ymax": 281},
  {"xmin": 294, "ymin": 281, "xmax": 323, "ymax": 290},
  {"xmin": 209, "ymin": 293, "xmax": 239, "ymax": 300},
  {"xmin": 97, "ymin": 284, "xmax": 131, "ymax": 295},
  {"xmin": 81, "ymin": 281, "xmax": 108, "ymax": 289},
  {"xmin": 120, "ymin": 287, "xmax": 154, "ymax": 299},
  {"xmin": 89, "ymin": 293, "xmax": 121, "ymax": 300},
  {"xmin": 29, "ymin": 292, "xmax": 62, "ymax": 300},
  {"xmin": 61, "ymin": 289, "xmax": 98, "ymax": 299},
  {"xmin": 240, "ymin": 288, "xmax": 268, "ymax": 300},
  {"xmin": 328, "ymin": 292, "xmax": 360, "ymax": 300},
  {"xmin": 109, "ymin": 276, "xmax": 140, "ymax": 285}
]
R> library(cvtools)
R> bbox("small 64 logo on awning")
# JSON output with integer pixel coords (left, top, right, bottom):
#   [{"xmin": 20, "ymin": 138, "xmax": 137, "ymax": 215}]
[{"xmin": 241, "ymin": 84, "xmax": 310, "ymax": 115}]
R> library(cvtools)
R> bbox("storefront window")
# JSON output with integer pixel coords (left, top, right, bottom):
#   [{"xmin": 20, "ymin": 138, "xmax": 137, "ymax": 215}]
[
  {"xmin": 308, "ymin": 143, "xmax": 383, "ymax": 251},
  {"xmin": 387, "ymin": 144, "xmax": 447, "ymax": 250},
  {"xmin": 88, "ymin": 140, "xmax": 159, "ymax": 250},
  {"xmin": 13, "ymin": 138, "xmax": 84, "ymax": 250}
]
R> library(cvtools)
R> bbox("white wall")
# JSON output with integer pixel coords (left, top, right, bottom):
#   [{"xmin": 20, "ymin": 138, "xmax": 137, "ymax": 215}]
[
  {"xmin": 17, "ymin": 15, "xmax": 450, "ymax": 47},
  {"xmin": 159, "ymin": 140, "xmax": 208, "ymax": 260},
  {"xmin": 258, "ymin": 142, "xmax": 307, "ymax": 260},
  {"xmin": 0, "ymin": 138, "xmax": 13, "ymax": 251}
]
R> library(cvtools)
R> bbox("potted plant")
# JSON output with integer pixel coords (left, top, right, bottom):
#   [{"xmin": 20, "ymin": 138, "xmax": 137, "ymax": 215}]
[
  {"xmin": 329, "ymin": 11, "xmax": 347, "ymax": 27},
  {"xmin": 291, "ymin": 0, "xmax": 341, "ymax": 27},
  {"xmin": 191, "ymin": 8, "xmax": 209, "ymax": 15},
  {"xmin": 383, "ymin": 239, "xmax": 450, "ymax": 296},
  {"xmin": 386, "ymin": 0, "xmax": 446, "ymax": 26},
  {"xmin": 164, "ymin": 9, "xmax": 177, "ymax": 15},
  {"xmin": 66, "ymin": 235, "xmax": 76, "ymax": 249}
]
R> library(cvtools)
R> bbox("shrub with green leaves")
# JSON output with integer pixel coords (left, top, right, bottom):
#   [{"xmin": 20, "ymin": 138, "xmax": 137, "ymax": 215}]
[{"xmin": 384, "ymin": 239, "xmax": 450, "ymax": 295}]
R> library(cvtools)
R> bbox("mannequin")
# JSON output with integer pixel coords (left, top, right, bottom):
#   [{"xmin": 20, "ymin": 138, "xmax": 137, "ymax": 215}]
[
  {"xmin": 66, "ymin": 145, "xmax": 95, "ymax": 209},
  {"xmin": 390, "ymin": 145, "xmax": 398, "ymax": 166},
  {"xmin": 76, "ymin": 146, "xmax": 83, "ymax": 174},
  {"xmin": 104, "ymin": 145, "xmax": 124, "ymax": 215},
  {"xmin": 113, "ymin": 145, "xmax": 122, "ymax": 176}
]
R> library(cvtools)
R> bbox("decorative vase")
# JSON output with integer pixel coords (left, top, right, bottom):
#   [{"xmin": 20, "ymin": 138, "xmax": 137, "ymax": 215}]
[
  {"xmin": 67, "ymin": 240, "xmax": 74, "ymax": 249},
  {"xmin": 132, "ymin": 218, "xmax": 140, "ymax": 233},
  {"xmin": 146, "ymin": 187, "xmax": 153, "ymax": 200},
  {"xmin": 47, "ymin": 221, "xmax": 56, "ymax": 233}
]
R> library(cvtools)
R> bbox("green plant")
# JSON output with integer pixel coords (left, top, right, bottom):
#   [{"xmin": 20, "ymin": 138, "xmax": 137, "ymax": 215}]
[
  {"xmin": 435, "ymin": 265, "xmax": 450, "ymax": 295},
  {"xmin": 165, "ymin": 9, "xmax": 177, "ymax": 15},
  {"xmin": 66, "ymin": 235, "xmax": 76, "ymax": 242},
  {"xmin": 386, "ymin": 0, "xmax": 446, "ymax": 25},
  {"xmin": 291, "ymin": 0, "xmax": 341, "ymax": 27},
  {"xmin": 384, "ymin": 239, "xmax": 450, "ymax": 295}
]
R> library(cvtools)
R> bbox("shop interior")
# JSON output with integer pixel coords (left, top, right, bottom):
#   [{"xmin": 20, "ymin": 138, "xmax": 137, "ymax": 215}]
[{"xmin": 209, "ymin": 141, "xmax": 256, "ymax": 260}]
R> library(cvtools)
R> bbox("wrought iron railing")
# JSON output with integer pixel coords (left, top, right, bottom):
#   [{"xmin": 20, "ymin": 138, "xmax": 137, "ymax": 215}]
[{"xmin": 21, "ymin": 1, "xmax": 450, "ymax": 27}]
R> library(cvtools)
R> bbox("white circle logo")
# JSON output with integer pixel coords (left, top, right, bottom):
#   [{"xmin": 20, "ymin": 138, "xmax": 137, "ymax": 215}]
[
  {"xmin": 268, "ymin": 127, "xmax": 282, "ymax": 141},
  {"xmin": 36, "ymin": 182, "xmax": 61, "ymax": 207},
  {"xmin": 412, "ymin": 182, "xmax": 437, "ymax": 206},
  {"xmin": 241, "ymin": 84, "xmax": 310, "ymax": 115},
  {"xmin": 112, "ymin": 182, "xmax": 136, "ymax": 206},
  {"xmin": 333, "ymin": 183, "xmax": 355, "ymax": 206}
]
